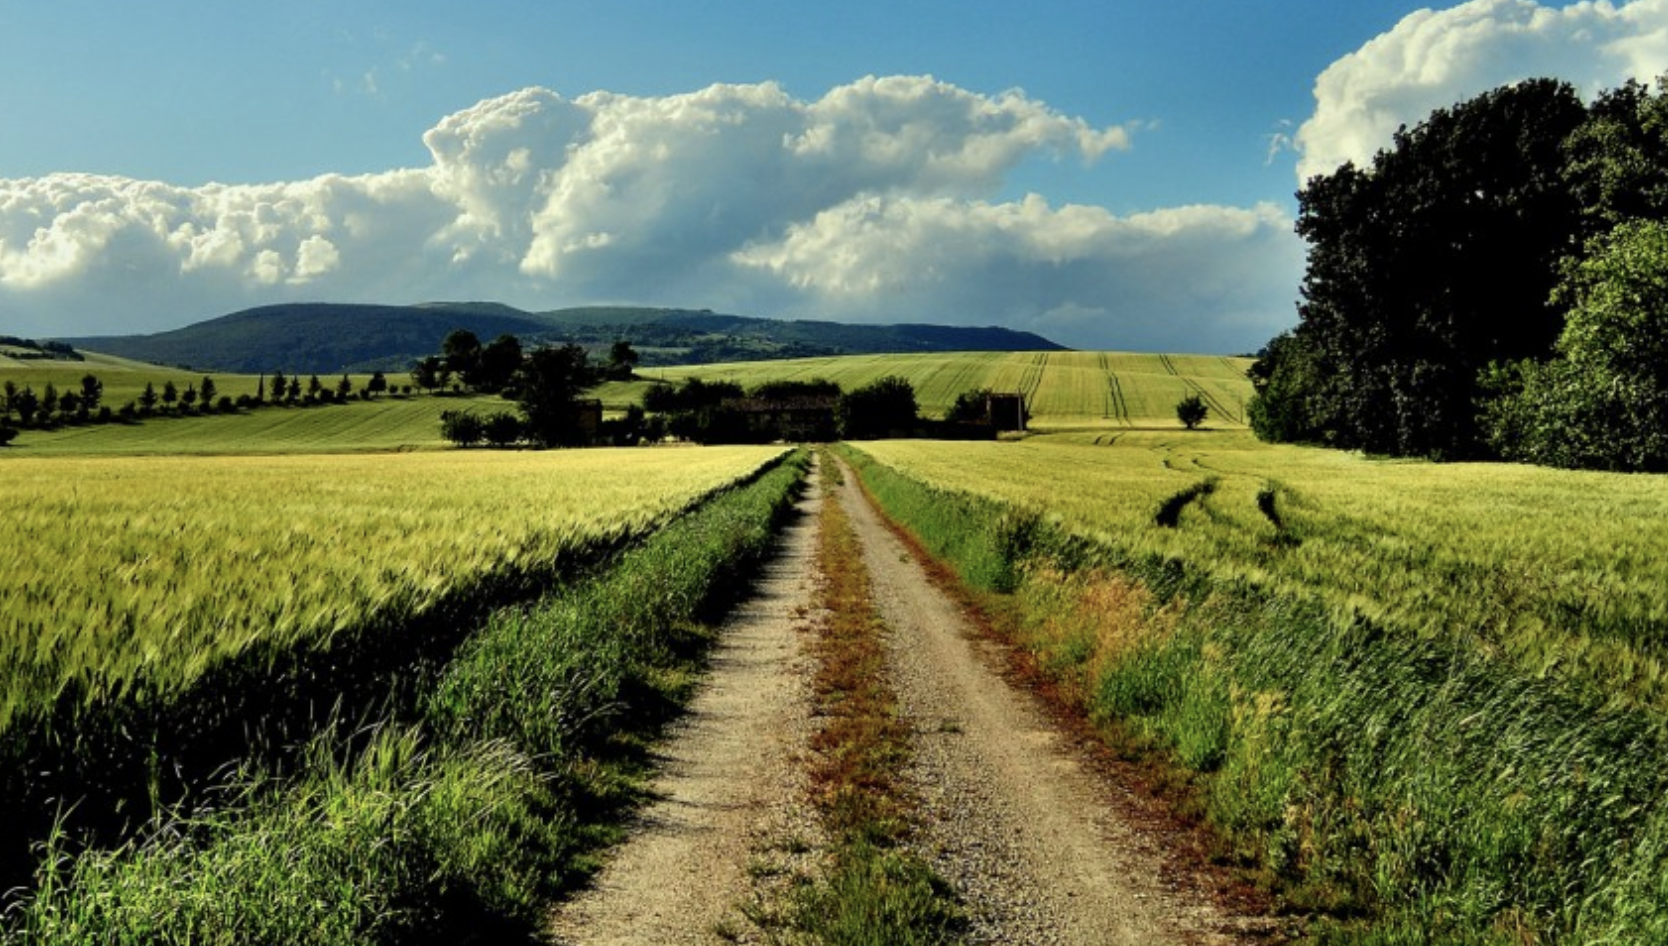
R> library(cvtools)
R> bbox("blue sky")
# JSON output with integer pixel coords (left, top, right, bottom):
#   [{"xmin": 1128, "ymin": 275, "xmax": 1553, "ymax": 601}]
[{"xmin": 3, "ymin": 1, "xmax": 1667, "ymax": 352}]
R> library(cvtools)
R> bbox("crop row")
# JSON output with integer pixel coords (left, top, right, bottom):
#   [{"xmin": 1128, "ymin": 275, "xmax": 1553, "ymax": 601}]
[
  {"xmin": 841, "ymin": 440, "xmax": 1668, "ymax": 944},
  {"xmin": 660, "ymin": 350, "xmax": 1254, "ymax": 426}
]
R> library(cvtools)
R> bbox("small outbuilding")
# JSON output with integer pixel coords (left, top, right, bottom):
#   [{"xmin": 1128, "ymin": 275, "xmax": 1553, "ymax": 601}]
[
  {"xmin": 721, "ymin": 396, "xmax": 839, "ymax": 442},
  {"xmin": 985, "ymin": 392, "xmax": 1027, "ymax": 432}
]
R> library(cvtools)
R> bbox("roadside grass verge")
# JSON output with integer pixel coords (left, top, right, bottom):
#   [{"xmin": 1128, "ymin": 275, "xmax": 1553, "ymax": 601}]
[
  {"xmin": 773, "ymin": 453, "xmax": 965, "ymax": 946},
  {"xmin": 3, "ymin": 451, "xmax": 809, "ymax": 945},
  {"xmin": 838, "ymin": 444, "xmax": 1668, "ymax": 946}
]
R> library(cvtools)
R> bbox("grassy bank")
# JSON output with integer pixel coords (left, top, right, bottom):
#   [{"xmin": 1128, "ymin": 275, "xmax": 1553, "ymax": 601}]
[
  {"xmin": 3, "ymin": 450, "xmax": 809, "ymax": 944},
  {"xmin": 840, "ymin": 444, "xmax": 1668, "ymax": 945}
]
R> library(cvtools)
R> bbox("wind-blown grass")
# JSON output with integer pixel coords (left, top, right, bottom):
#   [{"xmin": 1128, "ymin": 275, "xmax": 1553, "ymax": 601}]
[
  {"xmin": 841, "ymin": 440, "xmax": 1668, "ymax": 945},
  {"xmin": 855, "ymin": 431, "xmax": 1668, "ymax": 712},
  {"xmin": 0, "ymin": 446, "xmax": 785, "ymax": 906},
  {"xmin": 0, "ymin": 447, "xmax": 783, "ymax": 734},
  {"xmin": 4, "ymin": 450, "xmax": 809, "ymax": 944}
]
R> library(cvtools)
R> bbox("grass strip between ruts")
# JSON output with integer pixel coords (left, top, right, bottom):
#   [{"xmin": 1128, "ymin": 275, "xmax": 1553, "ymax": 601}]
[{"xmin": 774, "ymin": 452, "xmax": 965, "ymax": 946}]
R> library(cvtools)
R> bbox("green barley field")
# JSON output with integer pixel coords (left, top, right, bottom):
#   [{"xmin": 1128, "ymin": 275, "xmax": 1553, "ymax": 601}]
[
  {"xmin": 857, "ymin": 431, "xmax": 1668, "ymax": 709},
  {"xmin": 0, "ymin": 445, "xmax": 785, "ymax": 732},
  {"xmin": 12, "ymin": 393, "xmax": 475, "ymax": 455},
  {"xmin": 1, "ymin": 443, "xmax": 806, "ymax": 944}
]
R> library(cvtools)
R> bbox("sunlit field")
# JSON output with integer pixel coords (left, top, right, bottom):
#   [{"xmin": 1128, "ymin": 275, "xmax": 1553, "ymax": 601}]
[
  {"xmin": 652, "ymin": 350, "xmax": 1255, "ymax": 428},
  {"xmin": 856, "ymin": 431, "xmax": 1668, "ymax": 709},
  {"xmin": 846, "ymin": 434, "xmax": 1668, "ymax": 943},
  {"xmin": 6, "ymin": 392, "xmax": 486, "ymax": 455}
]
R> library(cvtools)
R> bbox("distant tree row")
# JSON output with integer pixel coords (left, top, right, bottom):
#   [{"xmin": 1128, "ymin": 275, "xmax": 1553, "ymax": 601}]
[
  {"xmin": 0, "ymin": 337, "xmax": 82, "ymax": 362},
  {"xmin": 0, "ymin": 366, "xmax": 411, "ymax": 446},
  {"xmin": 440, "ymin": 369, "xmax": 962, "ymax": 450},
  {"xmin": 1249, "ymin": 75, "xmax": 1668, "ymax": 471},
  {"xmin": 638, "ymin": 375, "xmax": 954, "ymax": 444},
  {"xmin": 427, "ymin": 330, "xmax": 658, "ymax": 449}
]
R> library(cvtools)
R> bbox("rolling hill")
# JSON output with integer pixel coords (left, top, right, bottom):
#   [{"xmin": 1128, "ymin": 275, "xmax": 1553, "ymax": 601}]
[
  {"xmin": 61, "ymin": 303, "xmax": 1066, "ymax": 375},
  {"xmin": 65, "ymin": 304, "xmax": 555, "ymax": 376}
]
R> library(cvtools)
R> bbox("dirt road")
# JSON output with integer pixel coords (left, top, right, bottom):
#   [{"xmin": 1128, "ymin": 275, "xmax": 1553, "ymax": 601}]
[{"xmin": 547, "ymin": 459, "xmax": 1270, "ymax": 944}]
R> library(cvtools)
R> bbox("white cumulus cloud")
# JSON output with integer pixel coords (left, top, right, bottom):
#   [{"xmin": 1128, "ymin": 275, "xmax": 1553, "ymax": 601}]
[
  {"xmin": 0, "ymin": 76, "xmax": 1300, "ymax": 353},
  {"xmin": 1296, "ymin": 0, "xmax": 1668, "ymax": 182},
  {"xmin": 732, "ymin": 195, "xmax": 1300, "ymax": 352}
]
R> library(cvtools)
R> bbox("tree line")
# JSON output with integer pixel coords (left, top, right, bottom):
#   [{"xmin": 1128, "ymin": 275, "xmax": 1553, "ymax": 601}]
[
  {"xmin": 1249, "ymin": 76, "xmax": 1668, "ymax": 471},
  {"xmin": 432, "ymin": 331, "xmax": 642, "ymax": 448},
  {"xmin": 432, "ymin": 326, "xmax": 1016, "ymax": 449},
  {"xmin": 0, "ymin": 368, "xmax": 406, "ymax": 446}
]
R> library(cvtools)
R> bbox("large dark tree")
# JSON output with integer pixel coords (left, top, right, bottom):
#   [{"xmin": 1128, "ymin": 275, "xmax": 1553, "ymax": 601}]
[
  {"xmin": 476, "ymin": 334, "xmax": 524, "ymax": 393},
  {"xmin": 839, "ymin": 376, "xmax": 918, "ymax": 439},
  {"xmin": 514, "ymin": 344, "xmax": 597, "ymax": 447},
  {"xmin": 410, "ymin": 356, "xmax": 441, "ymax": 394},
  {"xmin": 442, "ymin": 329, "xmax": 484, "ymax": 387},
  {"xmin": 606, "ymin": 340, "xmax": 640, "ymax": 380},
  {"xmin": 1254, "ymin": 78, "xmax": 1588, "ymax": 458},
  {"xmin": 79, "ymin": 374, "xmax": 102, "ymax": 414}
]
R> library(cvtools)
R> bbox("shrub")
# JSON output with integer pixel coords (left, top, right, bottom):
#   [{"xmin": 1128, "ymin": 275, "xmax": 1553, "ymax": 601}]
[
  {"xmin": 482, "ymin": 412, "xmax": 523, "ymax": 448},
  {"xmin": 1175, "ymin": 393, "xmax": 1208, "ymax": 429},
  {"xmin": 439, "ymin": 410, "xmax": 485, "ymax": 448}
]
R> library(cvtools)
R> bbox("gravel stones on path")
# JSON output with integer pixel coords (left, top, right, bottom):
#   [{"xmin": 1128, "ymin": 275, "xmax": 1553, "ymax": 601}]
[{"xmin": 547, "ymin": 455, "xmax": 1275, "ymax": 945}]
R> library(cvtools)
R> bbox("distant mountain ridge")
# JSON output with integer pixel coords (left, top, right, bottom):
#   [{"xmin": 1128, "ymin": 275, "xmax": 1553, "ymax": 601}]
[{"xmin": 64, "ymin": 303, "xmax": 1067, "ymax": 375}]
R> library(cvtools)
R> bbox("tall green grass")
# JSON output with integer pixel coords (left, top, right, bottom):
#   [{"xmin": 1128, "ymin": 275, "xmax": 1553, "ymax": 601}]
[
  {"xmin": 4, "ymin": 451, "xmax": 809, "ymax": 944},
  {"xmin": 841, "ymin": 445, "xmax": 1668, "ymax": 945}
]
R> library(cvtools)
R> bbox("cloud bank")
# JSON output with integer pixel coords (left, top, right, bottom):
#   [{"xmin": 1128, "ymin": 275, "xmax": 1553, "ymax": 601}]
[
  {"xmin": 1296, "ymin": 0, "xmax": 1668, "ymax": 182},
  {"xmin": 0, "ymin": 76, "xmax": 1298, "ymax": 354}
]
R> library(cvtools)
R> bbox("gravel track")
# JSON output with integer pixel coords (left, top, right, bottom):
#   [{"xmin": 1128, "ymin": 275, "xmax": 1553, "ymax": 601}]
[{"xmin": 545, "ymin": 457, "xmax": 1273, "ymax": 944}]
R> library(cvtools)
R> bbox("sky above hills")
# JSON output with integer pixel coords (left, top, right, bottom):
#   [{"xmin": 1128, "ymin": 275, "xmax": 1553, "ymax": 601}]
[{"xmin": 4, "ymin": 0, "xmax": 1668, "ymax": 353}]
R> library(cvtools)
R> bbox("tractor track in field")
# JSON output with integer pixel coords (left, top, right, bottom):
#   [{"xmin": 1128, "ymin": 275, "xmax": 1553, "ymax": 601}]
[{"xmin": 546, "ymin": 456, "xmax": 1281, "ymax": 944}]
